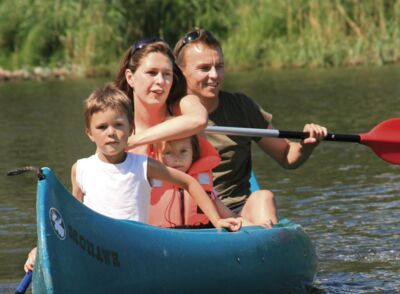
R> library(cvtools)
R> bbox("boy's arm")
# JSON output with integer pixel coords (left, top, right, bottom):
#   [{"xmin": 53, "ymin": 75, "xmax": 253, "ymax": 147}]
[
  {"xmin": 71, "ymin": 163, "xmax": 84, "ymax": 202},
  {"xmin": 147, "ymin": 158, "xmax": 241, "ymax": 231}
]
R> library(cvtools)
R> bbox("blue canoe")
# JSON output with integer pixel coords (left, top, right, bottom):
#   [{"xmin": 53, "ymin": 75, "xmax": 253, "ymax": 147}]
[{"xmin": 32, "ymin": 167, "xmax": 317, "ymax": 293}]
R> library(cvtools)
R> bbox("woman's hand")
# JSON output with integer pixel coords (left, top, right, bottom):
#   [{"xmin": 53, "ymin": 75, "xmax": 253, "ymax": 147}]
[
  {"xmin": 216, "ymin": 217, "xmax": 242, "ymax": 232},
  {"xmin": 24, "ymin": 247, "xmax": 37, "ymax": 272}
]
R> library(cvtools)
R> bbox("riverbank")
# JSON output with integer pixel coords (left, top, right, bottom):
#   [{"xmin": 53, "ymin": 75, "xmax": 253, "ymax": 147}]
[
  {"xmin": 0, "ymin": 67, "xmax": 70, "ymax": 81},
  {"xmin": 1, "ymin": 1, "xmax": 399, "ymax": 82},
  {"xmin": 2, "ymin": 59, "xmax": 400, "ymax": 82},
  {"xmin": 0, "ymin": 65, "xmax": 116, "ymax": 81}
]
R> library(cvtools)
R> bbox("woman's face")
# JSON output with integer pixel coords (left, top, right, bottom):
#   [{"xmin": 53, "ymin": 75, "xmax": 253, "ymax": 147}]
[
  {"xmin": 128, "ymin": 52, "xmax": 173, "ymax": 108},
  {"xmin": 180, "ymin": 43, "xmax": 224, "ymax": 100}
]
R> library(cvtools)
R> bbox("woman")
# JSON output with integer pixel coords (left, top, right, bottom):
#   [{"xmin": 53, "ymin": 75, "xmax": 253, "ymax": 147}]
[
  {"xmin": 115, "ymin": 37, "xmax": 276, "ymax": 228},
  {"xmin": 114, "ymin": 38, "xmax": 208, "ymax": 154}
]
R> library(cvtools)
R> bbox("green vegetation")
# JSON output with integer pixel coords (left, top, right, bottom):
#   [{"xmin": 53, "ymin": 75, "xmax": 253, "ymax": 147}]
[{"xmin": 0, "ymin": 0, "xmax": 399, "ymax": 77}]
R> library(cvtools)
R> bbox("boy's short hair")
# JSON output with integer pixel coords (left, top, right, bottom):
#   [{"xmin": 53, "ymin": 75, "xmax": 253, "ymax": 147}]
[{"xmin": 84, "ymin": 83, "xmax": 133, "ymax": 128}]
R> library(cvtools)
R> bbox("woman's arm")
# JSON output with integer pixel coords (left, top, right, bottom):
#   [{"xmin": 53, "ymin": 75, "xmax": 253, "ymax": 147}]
[
  {"xmin": 147, "ymin": 158, "xmax": 241, "ymax": 231},
  {"xmin": 127, "ymin": 95, "xmax": 208, "ymax": 149},
  {"xmin": 71, "ymin": 163, "xmax": 84, "ymax": 202}
]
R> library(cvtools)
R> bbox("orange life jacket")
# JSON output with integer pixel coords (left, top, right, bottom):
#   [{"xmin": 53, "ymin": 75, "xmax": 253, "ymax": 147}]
[{"xmin": 148, "ymin": 137, "xmax": 220, "ymax": 228}]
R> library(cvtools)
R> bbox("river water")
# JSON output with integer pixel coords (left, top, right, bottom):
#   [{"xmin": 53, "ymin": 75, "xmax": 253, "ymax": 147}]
[{"xmin": 0, "ymin": 66, "xmax": 399, "ymax": 293}]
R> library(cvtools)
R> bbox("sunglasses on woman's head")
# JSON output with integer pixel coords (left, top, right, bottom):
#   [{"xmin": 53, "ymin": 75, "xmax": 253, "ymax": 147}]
[
  {"xmin": 131, "ymin": 37, "xmax": 163, "ymax": 56},
  {"xmin": 175, "ymin": 30, "xmax": 215, "ymax": 55}
]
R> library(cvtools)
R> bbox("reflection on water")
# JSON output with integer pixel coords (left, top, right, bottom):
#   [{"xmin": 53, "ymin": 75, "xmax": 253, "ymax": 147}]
[
  {"xmin": 228, "ymin": 65, "xmax": 400, "ymax": 293},
  {"xmin": 1, "ymin": 66, "xmax": 399, "ymax": 293}
]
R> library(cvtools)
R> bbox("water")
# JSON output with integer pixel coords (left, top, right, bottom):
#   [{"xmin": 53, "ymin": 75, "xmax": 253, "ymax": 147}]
[{"xmin": 0, "ymin": 66, "xmax": 399, "ymax": 293}]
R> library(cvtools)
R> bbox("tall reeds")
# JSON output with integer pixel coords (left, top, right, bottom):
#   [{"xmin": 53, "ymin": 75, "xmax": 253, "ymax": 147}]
[{"xmin": 0, "ymin": 0, "xmax": 399, "ymax": 76}]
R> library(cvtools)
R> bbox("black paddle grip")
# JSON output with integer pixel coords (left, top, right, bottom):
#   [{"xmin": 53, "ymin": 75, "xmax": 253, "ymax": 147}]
[{"xmin": 279, "ymin": 131, "xmax": 360, "ymax": 143}]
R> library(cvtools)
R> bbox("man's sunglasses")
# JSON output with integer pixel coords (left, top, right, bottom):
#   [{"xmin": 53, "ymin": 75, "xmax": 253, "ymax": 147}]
[
  {"xmin": 131, "ymin": 37, "xmax": 163, "ymax": 56},
  {"xmin": 175, "ymin": 30, "xmax": 215, "ymax": 55}
]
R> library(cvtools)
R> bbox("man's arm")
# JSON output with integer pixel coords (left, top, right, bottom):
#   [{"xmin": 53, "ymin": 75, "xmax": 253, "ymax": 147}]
[{"xmin": 257, "ymin": 123, "xmax": 327, "ymax": 169}]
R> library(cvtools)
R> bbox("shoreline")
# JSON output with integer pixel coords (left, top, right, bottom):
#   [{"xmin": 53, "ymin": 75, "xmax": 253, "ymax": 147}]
[
  {"xmin": 0, "ymin": 67, "xmax": 73, "ymax": 81},
  {"xmin": 2, "ymin": 61, "xmax": 399, "ymax": 82}
]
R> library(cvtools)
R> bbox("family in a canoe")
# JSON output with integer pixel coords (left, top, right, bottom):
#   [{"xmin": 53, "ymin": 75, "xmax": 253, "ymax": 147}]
[{"xmin": 25, "ymin": 28, "xmax": 327, "ymax": 271}]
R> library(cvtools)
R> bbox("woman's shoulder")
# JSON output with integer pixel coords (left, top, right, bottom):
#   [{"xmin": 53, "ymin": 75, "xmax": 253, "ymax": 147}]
[
  {"xmin": 172, "ymin": 93, "xmax": 207, "ymax": 116},
  {"xmin": 176, "ymin": 93, "xmax": 202, "ymax": 105}
]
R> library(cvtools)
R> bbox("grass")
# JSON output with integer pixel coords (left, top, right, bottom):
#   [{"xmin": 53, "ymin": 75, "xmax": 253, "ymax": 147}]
[{"xmin": 0, "ymin": 0, "xmax": 399, "ymax": 77}]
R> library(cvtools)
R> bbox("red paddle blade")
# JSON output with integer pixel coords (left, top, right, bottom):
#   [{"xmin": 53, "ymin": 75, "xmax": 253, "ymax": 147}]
[{"xmin": 360, "ymin": 118, "xmax": 400, "ymax": 164}]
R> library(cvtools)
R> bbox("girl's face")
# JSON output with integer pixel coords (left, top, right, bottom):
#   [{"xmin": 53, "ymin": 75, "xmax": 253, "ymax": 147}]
[
  {"xmin": 86, "ymin": 107, "xmax": 132, "ymax": 163},
  {"xmin": 160, "ymin": 138, "xmax": 193, "ymax": 173},
  {"xmin": 128, "ymin": 52, "xmax": 173, "ymax": 108}
]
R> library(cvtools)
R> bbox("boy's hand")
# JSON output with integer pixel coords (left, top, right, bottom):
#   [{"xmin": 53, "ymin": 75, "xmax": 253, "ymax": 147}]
[
  {"xmin": 216, "ymin": 217, "xmax": 242, "ymax": 232},
  {"xmin": 24, "ymin": 247, "xmax": 37, "ymax": 272}
]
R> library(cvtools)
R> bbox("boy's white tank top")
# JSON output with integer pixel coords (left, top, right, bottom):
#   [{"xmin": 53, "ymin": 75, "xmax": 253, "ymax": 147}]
[{"xmin": 76, "ymin": 153, "xmax": 151, "ymax": 222}]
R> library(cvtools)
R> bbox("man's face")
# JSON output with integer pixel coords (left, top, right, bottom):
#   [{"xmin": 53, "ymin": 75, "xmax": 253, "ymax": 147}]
[{"xmin": 180, "ymin": 44, "xmax": 224, "ymax": 100}]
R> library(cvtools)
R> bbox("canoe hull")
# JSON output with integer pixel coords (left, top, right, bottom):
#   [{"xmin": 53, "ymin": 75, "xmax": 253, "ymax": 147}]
[{"xmin": 33, "ymin": 168, "xmax": 317, "ymax": 293}]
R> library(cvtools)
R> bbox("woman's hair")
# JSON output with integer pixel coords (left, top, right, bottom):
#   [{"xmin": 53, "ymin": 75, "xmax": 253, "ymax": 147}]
[
  {"xmin": 83, "ymin": 83, "xmax": 133, "ymax": 128},
  {"xmin": 114, "ymin": 40, "xmax": 187, "ymax": 114},
  {"xmin": 173, "ymin": 28, "xmax": 222, "ymax": 66}
]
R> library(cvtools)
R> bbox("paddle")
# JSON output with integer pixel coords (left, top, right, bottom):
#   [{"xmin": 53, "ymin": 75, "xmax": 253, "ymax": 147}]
[
  {"xmin": 205, "ymin": 118, "xmax": 400, "ymax": 165},
  {"xmin": 15, "ymin": 271, "xmax": 32, "ymax": 294}
]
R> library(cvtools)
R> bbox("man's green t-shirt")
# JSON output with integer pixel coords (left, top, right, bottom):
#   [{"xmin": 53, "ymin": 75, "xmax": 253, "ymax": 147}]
[{"xmin": 206, "ymin": 91, "xmax": 272, "ymax": 210}]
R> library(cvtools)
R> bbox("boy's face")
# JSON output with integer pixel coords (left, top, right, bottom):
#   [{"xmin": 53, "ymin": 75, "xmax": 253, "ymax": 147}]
[
  {"xmin": 86, "ymin": 107, "xmax": 132, "ymax": 163},
  {"xmin": 160, "ymin": 138, "xmax": 193, "ymax": 173}
]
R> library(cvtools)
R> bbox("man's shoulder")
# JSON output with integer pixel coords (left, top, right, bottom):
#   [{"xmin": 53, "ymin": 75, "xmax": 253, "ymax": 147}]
[
  {"xmin": 220, "ymin": 90, "xmax": 253, "ymax": 102},
  {"xmin": 219, "ymin": 90, "xmax": 260, "ymax": 110}
]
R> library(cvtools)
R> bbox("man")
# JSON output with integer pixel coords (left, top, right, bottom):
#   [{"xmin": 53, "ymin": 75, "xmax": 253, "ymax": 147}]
[{"xmin": 173, "ymin": 29, "xmax": 327, "ymax": 219}]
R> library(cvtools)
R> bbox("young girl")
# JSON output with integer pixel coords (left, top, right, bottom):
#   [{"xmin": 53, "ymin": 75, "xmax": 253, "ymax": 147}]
[{"xmin": 149, "ymin": 135, "xmax": 277, "ymax": 228}]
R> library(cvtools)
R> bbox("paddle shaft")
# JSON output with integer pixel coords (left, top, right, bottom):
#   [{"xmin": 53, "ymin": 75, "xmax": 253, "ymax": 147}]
[
  {"xmin": 15, "ymin": 271, "xmax": 32, "ymax": 294},
  {"xmin": 206, "ymin": 126, "xmax": 360, "ymax": 143}
]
